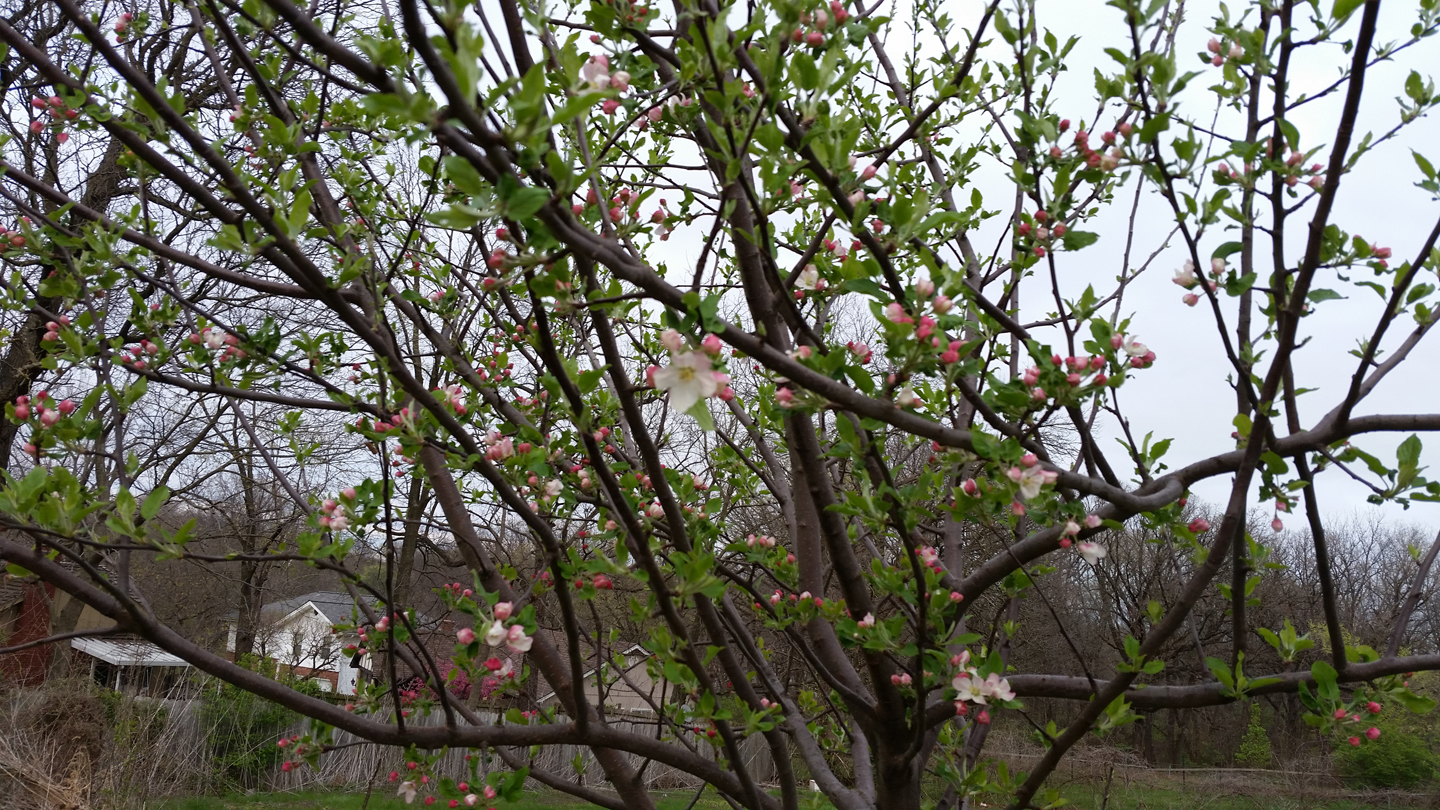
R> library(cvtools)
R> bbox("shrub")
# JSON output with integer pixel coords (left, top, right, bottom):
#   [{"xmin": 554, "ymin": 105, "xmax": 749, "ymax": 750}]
[
  {"xmin": 199, "ymin": 654, "xmax": 321, "ymax": 791},
  {"xmin": 1334, "ymin": 718, "xmax": 1438, "ymax": 788},
  {"xmin": 1233, "ymin": 704, "xmax": 1272, "ymax": 769}
]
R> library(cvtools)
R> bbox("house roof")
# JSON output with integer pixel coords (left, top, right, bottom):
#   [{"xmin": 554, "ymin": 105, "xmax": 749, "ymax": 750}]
[
  {"xmin": 536, "ymin": 644, "xmax": 649, "ymax": 704},
  {"xmin": 270, "ymin": 591, "xmax": 383, "ymax": 624},
  {"xmin": 233, "ymin": 591, "xmax": 439, "ymax": 632},
  {"xmin": 72, "ymin": 636, "xmax": 190, "ymax": 667}
]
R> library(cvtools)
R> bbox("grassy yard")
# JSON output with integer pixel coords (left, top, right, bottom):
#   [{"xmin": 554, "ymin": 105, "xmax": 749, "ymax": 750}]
[
  {"xmin": 156, "ymin": 781, "xmax": 1433, "ymax": 810},
  {"xmin": 155, "ymin": 788, "xmax": 735, "ymax": 810}
]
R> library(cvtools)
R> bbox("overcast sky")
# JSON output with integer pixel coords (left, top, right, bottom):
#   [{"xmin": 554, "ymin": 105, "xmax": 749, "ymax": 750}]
[
  {"xmin": 635, "ymin": 0, "xmax": 1440, "ymax": 527},
  {"xmin": 984, "ymin": 0, "xmax": 1440, "ymax": 526}
]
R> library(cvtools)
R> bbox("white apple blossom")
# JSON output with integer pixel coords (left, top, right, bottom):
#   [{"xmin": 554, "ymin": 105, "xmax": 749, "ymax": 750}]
[
  {"xmin": 952, "ymin": 673, "xmax": 987, "ymax": 704},
  {"xmin": 484, "ymin": 620, "xmax": 507, "ymax": 647},
  {"xmin": 580, "ymin": 55, "xmax": 610, "ymax": 90},
  {"xmin": 797, "ymin": 264, "xmax": 820, "ymax": 290},
  {"xmin": 981, "ymin": 673, "xmax": 1015, "ymax": 702},
  {"xmin": 1077, "ymin": 541, "xmax": 1108, "ymax": 565},
  {"xmin": 1173, "ymin": 260, "xmax": 1197, "ymax": 288},
  {"xmin": 660, "ymin": 328, "xmax": 686, "ymax": 354},
  {"xmin": 654, "ymin": 351, "xmax": 720, "ymax": 413},
  {"xmin": 397, "ymin": 781, "xmax": 418, "ymax": 804},
  {"xmin": 1122, "ymin": 336, "xmax": 1148, "ymax": 358},
  {"xmin": 1015, "ymin": 465, "xmax": 1050, "ymax": 500},
  {"xmin": 505, "ymin": 625, "xmax": 534, "ymax": 653}
]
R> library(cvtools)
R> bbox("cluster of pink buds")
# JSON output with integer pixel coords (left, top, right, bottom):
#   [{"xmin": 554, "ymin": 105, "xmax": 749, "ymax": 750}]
[
  {"xmin": 567, "ymin": 461, "xmax": 594, "ymax": 490},
  {"xmin": 915, "ymin": 545, "xmax": 943, "ymax": 573},
  {"xmin": 1366, "ymin": 242, "xmax": 1393, "ymax": 269},
  {"xmin": 745, "ymin": 533, "xmax": 778, "ymax": 549},
  {"xmin": 1205, "ymin": 37, "xmax": 1245, "ymax": 66},
  {"xmin": 845, "ymin": 341, "xmax": 872, "ymax": 364},
  {"xmin": 1217, "ymin": 153, "xmax": 1324, "ymax": 191},
  {"xmin": 474, "ymin": 348, "xmax": 512, "ymax": 382},
  {"xmin": 820, "ymin": 237, "xmax": 850, "ymax": 262},
  {"xmin": 443, "ymin": 581, "xmax": 476, "ymax": 601},
  {"xmin": 791, "ymin": 2, "xmax": 849, "ymax": 48},
  {"xmin": 1109, "ymin": 333, "xmax": 1156, "ymax": 369},
  {"xmin": 590, "ymin": 0, "xmax": 649, "ymax": 31},
  {"xmin": 434, "ymin": 383, "xmax": 467, "ymax": 414},
  {"xmin": 318, "ymin": 496, "xmax": 351, "ymax": 532},
  {"xmin": 116, "ymin": 338, "xmax": 162, "ymax": 370},
  {"xmin": 1015, "ymin": 210, "xmax": 1071, "ymax": 259},
  {"xmin": 29, "ymin": 95, "xmax": 79, "ymax": 144},
  {"xmin": 2, "ymin": 222, "xmax": 27, "ymax": 249},
  {"xmin": 40, "ymin": 316, "xmax": 71, "ymax": 345},
  {"xmin": 1020, "ymin": 352, "xmax": 1109, "ymax": 401},
  {"xmin": 13, "ymin": 392, "xmax": 76, "ymax": 457},
  {"xmin": 186, "ymin": 326, "xmax": 244, "ymax": 362},
  {"xmin": 483, "ymin": 429, "xmax": 515, "ymax": 461},
  {"xmin": 482, "ymin": 656, "xmax": 517, "ymax": 680},
  {"xmin": 114, "ymin": 12, "xmax": 135, "ymax": 39},
  {"xmin": 1334, "ymin": 702, "xmax": 1383, "ymax": 745},
  {"xmin": 1052, "ymin": 120, "xmax": 1129, "ymax": 175}
]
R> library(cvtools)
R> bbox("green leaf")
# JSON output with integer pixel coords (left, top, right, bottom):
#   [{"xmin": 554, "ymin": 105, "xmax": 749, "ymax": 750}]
[
  {"xmin": 1414, "ymin": 151, "xmax": 1437, "ymax": 181},
  {"xmin": 685, "ymin": 399, "xmax": 715, "ymax": 432},
  {"xmin": 1205, "ymin": 656, "xmax": 1235, "ymax": 690},
  {"xmin": 443, "ymin": 156, "xmax": 488, "ymax": 197},
  {"xmin": 1332, "ymin": 0, "xmax": 1364, "ymax": 22},
  {"xmin": 1393, "ymin": 689, "xmax": 1437, "ymax": 714},
  {"xmin": 426, "ymin": 206, "xmax": 486, "ymax": 230},
  {"xmin": 505, "ymin": 187, "xmax": 550, "ymax": 220},
  {"xmin": 140, "ymin": 486, "xmax": 170, "ymax": 521},
  {"xmin": 1060, "ymin": 230, "xmax": 1099, "ymax": 251},
  {"xmin": 1311, "ymin": 660, "xmax": 1340, "ymax": 702}
]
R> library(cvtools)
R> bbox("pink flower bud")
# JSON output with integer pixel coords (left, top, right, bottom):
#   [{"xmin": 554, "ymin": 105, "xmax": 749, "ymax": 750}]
[
  {"xmin": 457, "ymin": 627, "xmax": 476, "ymax": 645},
  {"xmin": 1366, "ymin": 727, "xmax": 1380, "ymax": 740},
  {"xmin": 806, "ymin": 30, "xmax": 824, "ymax": 47}
]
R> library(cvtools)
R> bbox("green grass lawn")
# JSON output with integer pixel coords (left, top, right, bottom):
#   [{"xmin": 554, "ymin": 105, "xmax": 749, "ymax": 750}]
[
  {"xmin": 155, "ymin": 788, "xmax": 733, "ymax": 810},
  {"xmin": 156, "ymin": 782, "xmax": 1425, "ymax": 810},
  {"xmin": 1053, "ymin": 783, "xmax": 1388, "ymax": 810}
]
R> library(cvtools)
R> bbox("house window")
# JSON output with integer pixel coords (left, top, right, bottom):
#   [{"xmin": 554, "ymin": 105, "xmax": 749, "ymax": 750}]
[{"xmin": 291, "ymin": 631, "xmax": 303, "ymax": 662}]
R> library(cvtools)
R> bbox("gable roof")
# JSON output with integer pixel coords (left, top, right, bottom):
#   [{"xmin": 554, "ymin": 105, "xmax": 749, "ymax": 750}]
[
  {"xmin": 269, "ymin": 591, "xmax": 382, "ymax": 624},
  {"xmin": 536, "ymin": 644, "xmax": 650, "ymax": 704}
]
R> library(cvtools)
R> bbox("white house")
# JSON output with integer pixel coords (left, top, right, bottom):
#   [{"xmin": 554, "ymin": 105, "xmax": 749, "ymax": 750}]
[
  {"xmin": 537, "ymin": 644, "xmax": 667, "ymax": 715},
  {"xmin": 226, "ymin": 591, "xmax": 374, "ymax": 695}
]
